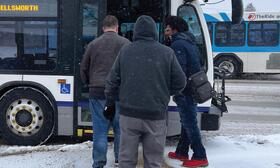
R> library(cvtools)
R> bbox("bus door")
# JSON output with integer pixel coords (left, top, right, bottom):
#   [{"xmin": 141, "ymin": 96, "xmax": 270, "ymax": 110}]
[
  {"xmin": 74, "ymin": 0, "xmax": 169, "ymax": 137},
  {"xmin": 74, "ymin": 0, "xmax": 100, "ymax": 137}
]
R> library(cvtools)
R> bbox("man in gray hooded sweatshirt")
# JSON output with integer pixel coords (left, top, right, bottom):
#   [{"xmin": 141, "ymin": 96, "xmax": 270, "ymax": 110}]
[{"xmin": 105, "ymin": 15, "xmax": 186, "ymax": 168}]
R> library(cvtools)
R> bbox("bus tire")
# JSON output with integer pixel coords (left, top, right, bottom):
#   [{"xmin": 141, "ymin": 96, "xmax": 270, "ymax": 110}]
[
  {"xmin": 0, "ymin": 87, "xmax": 54, "ymax": 146},
  {"xmin": 215, "ymin": 56, "xmax": 241, "ymax": 79}
]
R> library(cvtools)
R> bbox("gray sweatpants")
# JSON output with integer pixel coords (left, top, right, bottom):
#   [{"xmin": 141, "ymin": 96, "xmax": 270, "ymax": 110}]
[{"xmin": 119, "ymin": 115, "xmax": 167, "ymax": 168}]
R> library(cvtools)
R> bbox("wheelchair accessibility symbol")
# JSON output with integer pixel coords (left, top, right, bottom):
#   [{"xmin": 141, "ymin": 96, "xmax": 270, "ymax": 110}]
[{"xmin": 61, "ymin": 84, "xmax": 71, "ymax": 94}]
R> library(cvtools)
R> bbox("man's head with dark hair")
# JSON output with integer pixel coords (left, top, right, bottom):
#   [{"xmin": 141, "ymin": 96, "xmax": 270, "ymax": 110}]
[
  {"xmin": 165, "ymin": 16, "xmax": 189, "ymax": 36},
  {"xmin": 103, "ymin": 15, "xmax": 119, "ymax": 33}
]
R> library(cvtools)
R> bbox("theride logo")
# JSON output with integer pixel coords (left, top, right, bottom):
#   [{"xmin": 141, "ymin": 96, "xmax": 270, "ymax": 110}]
[{"xmin": 248, "ymin": 13, "xmax": 256, "ymax": 21}]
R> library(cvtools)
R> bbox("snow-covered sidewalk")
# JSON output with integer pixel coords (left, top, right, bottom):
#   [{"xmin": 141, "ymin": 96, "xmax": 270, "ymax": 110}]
[
  {"xmin": 1, "ymin": 134, "xmax": 280, "ymax": 168},
  {"xmin": 166, "ymin": 134, "xmax": 280, "ymax": 168}
]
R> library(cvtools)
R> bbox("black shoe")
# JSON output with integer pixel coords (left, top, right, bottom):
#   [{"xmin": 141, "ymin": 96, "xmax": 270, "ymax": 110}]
[{"xmin": 114, "ymin": 160, "xmax": 119, "ymax": 167}]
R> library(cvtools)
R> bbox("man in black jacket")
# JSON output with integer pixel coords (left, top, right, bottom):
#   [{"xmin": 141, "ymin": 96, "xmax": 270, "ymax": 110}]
[
  {"xmin": 165, "ymin": 16, "xmax": 209, "ymax": 168},
  {"xmin": 105, "ymin": 15, "xmax": 186, "ymax": 168},
  {"xmin": 80, "ymin": 15, "xmax": 130, "ymax": 168}
]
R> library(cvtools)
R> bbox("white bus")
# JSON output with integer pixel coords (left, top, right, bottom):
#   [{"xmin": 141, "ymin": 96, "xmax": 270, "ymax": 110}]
[
  {"xmin": 205, "ymin": 12, "xmax": 280, "ymax": 78},
  {"xmin": 0, "ymin": 0, "xmax": 242, "ymax": 145}
]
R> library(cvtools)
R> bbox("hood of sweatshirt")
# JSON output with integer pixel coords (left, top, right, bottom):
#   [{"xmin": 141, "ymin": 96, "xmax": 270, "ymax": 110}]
[{"xmin": 133, "ymin": 15, "xmax": 158, "ymax": 41}]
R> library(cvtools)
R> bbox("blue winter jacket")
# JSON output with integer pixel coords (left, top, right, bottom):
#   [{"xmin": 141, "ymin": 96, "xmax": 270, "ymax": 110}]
[{"xmin": 171, "ymin": 32, "xmax": 202, "ymax": 95}]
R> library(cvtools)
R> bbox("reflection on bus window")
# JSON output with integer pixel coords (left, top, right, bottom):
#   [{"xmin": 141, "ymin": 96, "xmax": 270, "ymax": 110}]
[
  {"xmin": 215, "ymin": 22, "xmax": 245, "ymax": 46},
  {"xmin": 108, "ymin": 0, "xmax": 162, "ymax": 22},
  {"xmin": 248, "ymin": 22, "xmax": 279, "ymax": 46},
  {"xmin": 0, "ymin": 21, "xmax": 57, "ymax": 71},
  {"xmin": 83, "ymin": 2, "xmax": 98, "ymax": 46},
  {"xmin": 178, "ymin": 5, "xmax": 207, "ymax": 68},
  {"xmin": 120, "ymin": 23, "xmax": 161, "ymax": 40},
  {"xmin": 107, "ymin": 0, "xmax": 164, "ymax": 42}
]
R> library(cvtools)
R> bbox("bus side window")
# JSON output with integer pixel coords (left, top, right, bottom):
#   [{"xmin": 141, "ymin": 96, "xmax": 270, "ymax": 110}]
[
  {"xmin": 82, "ymin": 1, "xmax": 99, "ymax": 48},
  {"xmin": 248, "ymin": 22, "xmax": 279, "ymax": 46},
  {"xmin": 215, "ymin": 22, "xmax": 245, "ymax": 47},
  {"xmin": 0, "ymin": 21, "xmax": 58, "ymax": 71},
  {"xmin": 215, "ymin": 23, "xmax": 229, "ymax": 46}
]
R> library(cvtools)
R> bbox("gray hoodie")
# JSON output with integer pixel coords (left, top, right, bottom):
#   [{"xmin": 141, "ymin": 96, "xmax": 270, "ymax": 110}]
[{"xmin": 105, "ymin": 15, "xmax": 186, "ymax": 120}]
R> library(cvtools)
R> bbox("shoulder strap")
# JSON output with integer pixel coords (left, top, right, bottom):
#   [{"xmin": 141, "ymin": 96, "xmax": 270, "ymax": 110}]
[{"xmin": 186, "ymin": 45, "xmax": 192, "ymax": 77}]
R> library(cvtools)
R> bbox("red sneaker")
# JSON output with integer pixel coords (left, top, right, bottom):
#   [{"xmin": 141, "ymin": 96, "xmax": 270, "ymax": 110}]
[
  {"xmin": 168, "ymin": 152, "xmax": 189, "ymax": 161},
  {"xmin": 182, "ymin": 159, "xmax": 209, "ymax": 167}
]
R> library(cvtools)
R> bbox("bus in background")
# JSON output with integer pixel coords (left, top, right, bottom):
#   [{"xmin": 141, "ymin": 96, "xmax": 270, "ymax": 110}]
[
  {"xmin": 205, "ymin": 12, "xmax": 280, "ymax": 78},
  {"xmin": 0, "ymin": 0, "xmax": 242, "ymax": 146}
]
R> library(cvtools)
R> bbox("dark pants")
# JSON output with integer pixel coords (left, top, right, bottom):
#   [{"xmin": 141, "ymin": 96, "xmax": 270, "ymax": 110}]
[{"xmin": 174, "ymin": 95, "xmax": 207, "ymax": 160}]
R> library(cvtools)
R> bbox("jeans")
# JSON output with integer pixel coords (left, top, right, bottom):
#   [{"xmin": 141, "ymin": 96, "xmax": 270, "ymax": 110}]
[
  {"xmin": 89, "ymin": 99, "xmax": 120, "ymax": 168},
  {"xmin": 174, "ymin": 95, "xmax": 207, "ymax": 160}
]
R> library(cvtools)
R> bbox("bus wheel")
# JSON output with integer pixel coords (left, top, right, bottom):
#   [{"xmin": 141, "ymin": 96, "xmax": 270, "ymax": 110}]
[
  {"xmin": 215, "ymin": 56, "xmax": 241, "ymax": 79},
  {"xmin": 0, "ymin": 87, "xmax": 54, "ymax": 146}
]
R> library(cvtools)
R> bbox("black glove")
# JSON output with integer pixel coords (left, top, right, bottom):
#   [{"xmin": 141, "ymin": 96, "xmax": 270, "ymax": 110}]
[{"xmin": 103, "ymin": 103, "xmax": 116, "ymax": 121}]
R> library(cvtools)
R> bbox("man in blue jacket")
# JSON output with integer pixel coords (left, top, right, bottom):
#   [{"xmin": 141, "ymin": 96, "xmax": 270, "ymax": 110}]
[{"xmin": 165, "ymin": 16, "xmax": 209, "ymax": 168}]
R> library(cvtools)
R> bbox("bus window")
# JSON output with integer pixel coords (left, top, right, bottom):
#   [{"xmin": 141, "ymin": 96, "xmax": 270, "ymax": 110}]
[
  {"xmin": 83, "ymin": 0, "xmax": 98, "ymax": 46},
  {"xmin": 120, "ymin": 22, "xmax": 161, "ymax": 40},
  {"xmin": 107, "ymin": 0, "xmax": 166, "ymax": 42},
  {"xmin": 178, "ymin": 5, "xmax": 207, "ymax": 68},
  {"xmin": 0, "ymin": 21, "xmax": 57, "ymax": 71},
  {"xmin": 215, "ymin": 22, "xmax": 245, "ymax": 46},
  {"xmin": 248, "ymin": 22, "xmax": 279, "ymax": 46}
]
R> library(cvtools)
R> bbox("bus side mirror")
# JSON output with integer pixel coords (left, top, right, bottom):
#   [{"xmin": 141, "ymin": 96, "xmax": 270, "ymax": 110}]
[{"xmin": 231, "ymin": 0, "xmax": 243, "ymax": 24}]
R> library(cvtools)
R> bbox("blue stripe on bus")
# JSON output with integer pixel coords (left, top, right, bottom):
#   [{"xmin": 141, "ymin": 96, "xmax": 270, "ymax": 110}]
[
  {"xmin": 204, "ymin": 13, "xmax": 232, "ymax": 22},
  {"xmin": 56, "ymin": 101, "xmax": 210, "ymax": 113},
  {"xmin": 56, "ymin": 101, "xmax": 74, "ymax": 107},
  {"xmin": 56, "ymin": 101, "xmax": 88, "ymax": 107},
  {"xmin": 212, "ymin": 45, "xmax": 280, "ymax": 52},
  {"xmin": 78, "ymin": 101, "xmax": 89, "ymax": 107},
  {"xmin": 204, "ymin": 14, "xmax": 219, "ymax": 22},
  {"xmin": 220, "ymin": 13, "xmax": 231, "ymax": 22},
  {"xmin": 168, "ymin": 106, "xmax": 210, "ymax": 113}
]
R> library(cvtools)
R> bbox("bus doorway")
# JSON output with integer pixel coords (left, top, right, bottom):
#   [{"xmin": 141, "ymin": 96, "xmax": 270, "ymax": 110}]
[
  {"xmin": 75, "ymin": 0, "xmax": 170, "ymax": 136},
  {"xmin": 107, "ymin": 0, "xmax": 170, "ymax": 42}
]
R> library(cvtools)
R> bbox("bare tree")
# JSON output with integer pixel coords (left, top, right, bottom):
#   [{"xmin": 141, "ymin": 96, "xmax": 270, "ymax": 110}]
[{"xmin": 245, "ymin": 3, "xmax": 256, "ymax": 12}]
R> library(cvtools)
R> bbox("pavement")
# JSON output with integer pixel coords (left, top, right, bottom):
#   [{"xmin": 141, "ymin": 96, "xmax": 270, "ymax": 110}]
[{"xmin": 215, "ymin": 79, "xmax": 280, "ymax": 136}]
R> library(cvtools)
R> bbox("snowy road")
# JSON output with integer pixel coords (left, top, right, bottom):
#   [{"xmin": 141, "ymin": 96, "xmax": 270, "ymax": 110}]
[
  {"xmin": 0, "ymin": 80, "xmax": 280, "ymax": 168},
  {"xmin": 220, "ymin": 80, "xmax": 280, "ymax": 136}
]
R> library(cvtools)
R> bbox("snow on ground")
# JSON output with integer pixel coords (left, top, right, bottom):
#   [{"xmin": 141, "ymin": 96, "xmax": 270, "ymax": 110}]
[
  {"xmin": 1, "ymin": 134, "xmax": 280, "ymax": 168},
  {"xmin": 166, "ymin": 134, "xmax": 280, "ymax": 168},
  {"xmin": 0, "ymin": 141, "xmax": 100, "ymax": 168}
]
